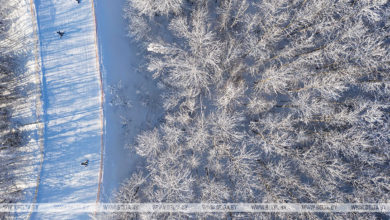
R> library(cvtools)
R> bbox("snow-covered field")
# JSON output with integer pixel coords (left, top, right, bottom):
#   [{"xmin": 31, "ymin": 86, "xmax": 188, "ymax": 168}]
[{"xmin": 29, "ymin": 0, "xmax": 103, "ymax": 218}]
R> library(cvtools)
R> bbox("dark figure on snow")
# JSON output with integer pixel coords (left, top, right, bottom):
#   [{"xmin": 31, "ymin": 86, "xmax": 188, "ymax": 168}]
[
  {"xmin": 57, "ymin": 31, "xmax": 65, "ymax": 38},
  {"xmin": 81, "ymin": 160, "xmax": 89, "ymax": 167},
  {"xmin": 76, "ymin": 0, "xmax": 81, "ymax": 3}
]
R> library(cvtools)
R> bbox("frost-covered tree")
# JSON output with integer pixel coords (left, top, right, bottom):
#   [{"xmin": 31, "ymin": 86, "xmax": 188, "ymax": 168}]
[
  {"xmin": 127, "ymin": 0, "xmax": 184, "ymax": 17},
  {"xmin": 120, "ymin": 0, "xmax": 390, "ymax": 219},
  {"xmin": 0, "ymin": 1, "xmax": 39, "ymax": 218}
]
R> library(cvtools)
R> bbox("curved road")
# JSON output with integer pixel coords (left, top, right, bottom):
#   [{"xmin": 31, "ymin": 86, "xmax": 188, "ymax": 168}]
[{"xmin": 29, "ymin": 0, "xmax": 104, "ymax": 219}]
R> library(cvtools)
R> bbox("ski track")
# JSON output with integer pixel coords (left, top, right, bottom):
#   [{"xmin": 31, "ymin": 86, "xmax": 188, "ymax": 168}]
[{"xmin": 30, "ymin": 0, "xmax": 103, "ymax": 219}]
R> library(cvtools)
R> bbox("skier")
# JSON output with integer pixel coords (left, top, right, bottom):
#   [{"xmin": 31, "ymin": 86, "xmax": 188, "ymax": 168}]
[
  {"xmin": 81, "ymin": 160, "xmax": 89, "ymax": 167},
  {"xmin": 76, "ymin": 0, "xmax": 81, "ymax": 3},
  {"xmin": 57, "ymin": 31, "xmax": 65, "ymax": 38}
]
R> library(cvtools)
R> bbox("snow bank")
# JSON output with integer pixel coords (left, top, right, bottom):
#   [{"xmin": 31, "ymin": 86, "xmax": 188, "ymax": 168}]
[{"xmin": 95, "ymin": 0, "xmax": 163, "ymax": 202}]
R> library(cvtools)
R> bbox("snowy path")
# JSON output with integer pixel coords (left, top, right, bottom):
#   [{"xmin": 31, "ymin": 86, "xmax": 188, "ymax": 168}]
[{"xmin": 30, "ymin": 0, "xmax": 103, "ymax": 218}]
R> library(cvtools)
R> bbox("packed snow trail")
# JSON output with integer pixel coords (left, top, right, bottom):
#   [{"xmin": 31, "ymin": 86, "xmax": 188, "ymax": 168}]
[{"xmin": 30, "ymin": 0, "xmax": 104, "ymax": 218}]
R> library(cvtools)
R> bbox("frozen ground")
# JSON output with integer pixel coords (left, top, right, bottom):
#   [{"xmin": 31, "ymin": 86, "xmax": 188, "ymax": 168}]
[
  {"xmin": 30, "ymin": 0, "xmax": 103, "ymax": 219},
  {"xmin": 95, "ymin": 0, "xmax": 163, "ymax": 202}
]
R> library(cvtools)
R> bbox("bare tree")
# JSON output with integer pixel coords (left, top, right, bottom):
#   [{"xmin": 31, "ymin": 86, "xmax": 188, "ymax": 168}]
[
  {"xmin": 0, "ymin": 1, "xmax": 39, "ymax": 218},
  {"xmin": 127, "ymin": 0, "xmax": 184, "ymax": 17},
  {"xmin": 119, "ymin": 0, "xmax": 390, "ymax": 219}
]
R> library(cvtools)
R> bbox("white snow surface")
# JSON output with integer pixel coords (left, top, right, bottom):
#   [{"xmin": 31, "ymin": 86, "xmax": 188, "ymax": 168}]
[
  {"xmin": 30, "ymin": 0, "xmax": 103, "ymax": 219},
  {"xmin": 13, "ymin": 0, "xmax": 163, "ymax": 218},
  {"xmin": 95, "ymin": 0, "xmax": 163, "ymax": 202}
]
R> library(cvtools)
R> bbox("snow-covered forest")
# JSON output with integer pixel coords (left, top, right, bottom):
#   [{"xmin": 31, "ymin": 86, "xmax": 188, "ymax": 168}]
[
  {"xmin": 0, "ymin": 0, "xmax": 389, "ymax": 219},
  {"xmin": 114, "ymin": 0, "xmax": 390, "ymax": 219},
  {"xmin": 0, "ymin": 3, "xmax": 23, "ymax": 207},
  {"xmin": 0, "ymin": 0, "xmax": 41, "ymax": 219}
]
